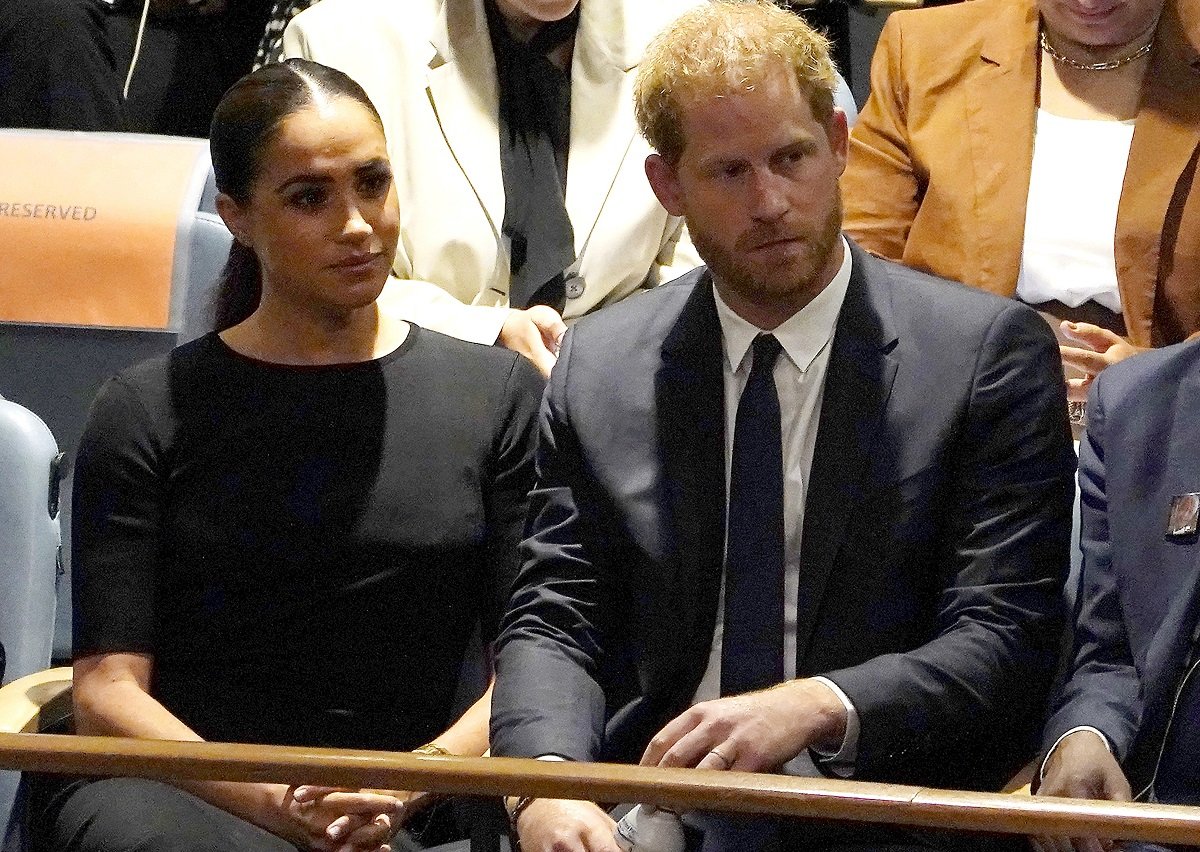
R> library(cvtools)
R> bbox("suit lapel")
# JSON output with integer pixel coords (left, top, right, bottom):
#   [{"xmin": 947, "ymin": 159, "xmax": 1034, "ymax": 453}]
[
  {"xmin": 963, "ymin": 0, "xmax": 1038, "ymax": 296},
  {"xmin": 425, "ymin": 0, "xmax": 506, "ymax": 239},
  {"xmin": 1116, "ymin": 0, "xmax": 1200, "ymax": 347},
  {"xmin": 565, "ymin": 2, "xmax": 638, "ymax": 259},
  {"xmin": 795, "ymin": 245, "xmax": 900, "ymax": 666},
  {"xmin": 655, "ymin": 276, "xmax": 727, "ymax": 689}
]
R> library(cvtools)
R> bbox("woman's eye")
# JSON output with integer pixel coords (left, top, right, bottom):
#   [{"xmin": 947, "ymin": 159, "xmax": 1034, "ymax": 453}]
[
  {"xmin": 290, "ymin": 187, "xmax": 327, "ymax": 208},
  {"xmin": 360, "ymin": 172, "xmax": 392, "ymax": 196}
]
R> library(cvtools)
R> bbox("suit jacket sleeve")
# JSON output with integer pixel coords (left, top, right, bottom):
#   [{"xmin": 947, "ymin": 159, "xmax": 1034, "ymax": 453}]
[
  {"xmin": 841, "ymin": 12, "xmax": 921, "ymax": 263},
  {"xmin": 490, "ymin": 329, "xmax": 613, "ymax": 761},
  {"xmin": 823, "ymin": 303, "xmax": 1073, "ymax": 781},
  {"xmin": 1042, "ymin": 374, "xmax": 1142, "ymax": 760}
]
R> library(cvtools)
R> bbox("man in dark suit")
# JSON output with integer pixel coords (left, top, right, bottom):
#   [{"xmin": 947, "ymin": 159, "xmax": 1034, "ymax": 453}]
[
  {"xmin": 490, "ymin": 3, "xmax": 1075, "ymax": 850},
  {"xmin": 1034, "ymin": 339, "xmax": 1200, "ymax": 852}
]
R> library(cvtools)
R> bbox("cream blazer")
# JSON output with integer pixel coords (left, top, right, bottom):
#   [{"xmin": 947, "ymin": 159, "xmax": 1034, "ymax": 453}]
[
  {"xmin": 283, "ymin": 0, "xmax": 702, "ymax": 343},
  {"xmin": 842, "ymin": 0, "xmax": 1200, "ymax": 348}
]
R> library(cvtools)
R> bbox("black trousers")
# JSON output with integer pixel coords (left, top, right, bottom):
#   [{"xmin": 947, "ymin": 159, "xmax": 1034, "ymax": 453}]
[
  {"xmin": 34, "ymin": 777, "xmax": 299, "ymax": 852},
  {"xmin": 0, "ymin": 0, "xmax": 126, "ymax": 131},
  {"xmin": 32, "ymin": 776, "xmax": 488, "ymax": 852}
]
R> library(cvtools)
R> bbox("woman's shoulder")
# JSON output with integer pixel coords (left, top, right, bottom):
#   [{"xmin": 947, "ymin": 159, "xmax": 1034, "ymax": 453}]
[
  {"xmin": 879, "ymin": 0, "xmax": 1032, "ymax": 61},
  {"xmin": 402, "ymin": 325, "xmax": 531, "ymax": 375},
  {"xmin": 399, "ymin": 325, "xmax": 545, "ymax": 401}
]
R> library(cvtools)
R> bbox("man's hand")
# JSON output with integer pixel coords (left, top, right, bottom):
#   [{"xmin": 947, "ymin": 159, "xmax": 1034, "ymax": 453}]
[
  {"xmin": 280, "ymin": 785, "xmax": 403, "ymax": 852},
  {"xmin": 1029, "ymin": 731, "xmax": 1132, "ymax": 852},
  {"xmin": 498, "ymin": 306, "xmax": 567, "ymax": 378},
  {"xmin": 515, "ymin": 798, "xmax": 620, "ymax": 852},
  {"xmin": 640, "ymin": 679, "xmax": 847, "ymax": 772},
  {"xmin": 1060, "ymin": 322, "xmax": 1145, "ymax": 403}
]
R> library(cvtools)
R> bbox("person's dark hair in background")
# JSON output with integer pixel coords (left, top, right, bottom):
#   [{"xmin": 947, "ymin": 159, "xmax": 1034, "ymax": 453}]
[
  {"xmin": 209, "ymin": 58, "xmax": 380, "ymax": 331},
  {"xmin": 0, "ymin": 0, "xmax": 126, "ymax": 131}
]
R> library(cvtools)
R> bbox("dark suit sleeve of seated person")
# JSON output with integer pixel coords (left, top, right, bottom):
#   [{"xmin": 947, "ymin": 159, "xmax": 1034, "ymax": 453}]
[
  {"xmin": 815, "ymin": 285, "xmax": 1075, "ymax": 787},
  {"xmin": 1038, "ymin": 359, "xmax": 1149, "ymax": 766},
  {"xmin": 490, "ymin": 326, "xmax": 617, "ymax": 763}
]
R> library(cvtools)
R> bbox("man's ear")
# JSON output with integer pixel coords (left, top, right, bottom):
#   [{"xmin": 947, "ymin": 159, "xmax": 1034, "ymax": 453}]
[
  {"xmin": 215, "ymin": 192, "xmax": 250, "ymax": 246},
  {"xmin": 827, "ymin": 108, "xmax": 849, "ymax": 176},
  {"xmin": 644, "ymin": 153, "xmax": 686, "ymax": 217}
]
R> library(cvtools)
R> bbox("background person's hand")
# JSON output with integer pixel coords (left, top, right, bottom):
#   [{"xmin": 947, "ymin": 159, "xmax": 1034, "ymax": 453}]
[
  {"xmin": 1029, "ymin": 731, "xmax": 1132, "ymax": 852},
  {"xmin": 640, "ymin": 679, "xmax": 847, "ymax": 773},
  {"xmin": 282, "ymin": 785, "xmax": 403, "ymax": 852},
  {"xmin": 498, "ymin": 306, "xmax": 567, "ymax": 377},
  {"xmin": 514, "ymin": 798, "xmax": 621, "ymax": 852},
  {"xmin": 1059, "ymin": 322, "xmax": 1145, "ymax": 403}
]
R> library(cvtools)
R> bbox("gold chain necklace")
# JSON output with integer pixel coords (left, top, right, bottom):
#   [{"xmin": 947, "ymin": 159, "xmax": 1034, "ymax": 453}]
[{"xmin": 1040, "ymin": 29, "xmax": 1153, "ymax": 71}]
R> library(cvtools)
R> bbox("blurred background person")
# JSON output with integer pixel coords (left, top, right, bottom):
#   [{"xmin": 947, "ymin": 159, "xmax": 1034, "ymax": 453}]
[
  {"xmin": 31, "ymin": 58, "xmax": 542, "ymax": 852},
  {"xmin": 107, "ymin": 0, "xmax": 273, "ymax": 137},
  {"xmin": 841, "ymin": 0, "xmax": 1200, "ymax": 420},
  {"xmin": 0, "ymin": 0, "xmax": 126, "ymax": 131}
]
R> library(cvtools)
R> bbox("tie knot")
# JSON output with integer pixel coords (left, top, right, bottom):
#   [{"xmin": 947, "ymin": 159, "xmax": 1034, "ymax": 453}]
[{"xmin": 751, "ymin": 334, "xmax": 782, "ymax": 370}]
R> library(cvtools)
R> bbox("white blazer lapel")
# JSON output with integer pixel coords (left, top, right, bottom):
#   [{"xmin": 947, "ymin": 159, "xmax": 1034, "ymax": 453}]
[
  {"xmin": 565, "ymin": 2, "xmax": 638, "ymax": 259},
  {"xmin": 426, "ymin": 0, "xmax": 506, "ymax": 238}
]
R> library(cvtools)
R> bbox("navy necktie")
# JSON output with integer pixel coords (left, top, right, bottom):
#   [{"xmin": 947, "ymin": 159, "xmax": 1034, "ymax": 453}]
[{"xmin": 721, "ymin": 333, "xmax": 786, "ymax": 697}]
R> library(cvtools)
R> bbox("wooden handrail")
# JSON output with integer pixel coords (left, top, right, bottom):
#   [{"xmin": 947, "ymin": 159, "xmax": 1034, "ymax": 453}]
[{"xmin": 0, "ymin": 733, "xmax": 1199, "ymax": 844}]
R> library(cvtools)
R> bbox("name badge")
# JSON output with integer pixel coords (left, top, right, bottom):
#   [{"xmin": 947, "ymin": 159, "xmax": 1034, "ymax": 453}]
[{"xmin": 1166, "ymin": 493, "xmax": 1200, "ymax": 538}]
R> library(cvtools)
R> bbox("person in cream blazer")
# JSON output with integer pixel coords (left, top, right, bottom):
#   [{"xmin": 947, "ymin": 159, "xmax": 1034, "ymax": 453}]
[{"xmin": 282, "ymin": 0, "xmax": 703, "ymax": 348}]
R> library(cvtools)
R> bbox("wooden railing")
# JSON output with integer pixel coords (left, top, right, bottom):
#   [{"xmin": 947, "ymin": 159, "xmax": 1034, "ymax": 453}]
[{"xmin": 1, "ymin": 733, "xmax": 1199, "ymax": 845}]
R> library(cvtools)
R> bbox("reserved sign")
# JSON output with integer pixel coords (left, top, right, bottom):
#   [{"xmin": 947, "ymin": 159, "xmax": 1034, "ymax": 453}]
[{"xmin": 0, "ymin": 131, "xmax": 210, "ymax": 329}]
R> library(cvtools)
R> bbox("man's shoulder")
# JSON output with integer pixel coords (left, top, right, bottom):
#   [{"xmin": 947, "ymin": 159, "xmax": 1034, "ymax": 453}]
[
  {"xmin": 1095, "ymin": 337, "xmax": 1200, "ymax": 410},
  {"xmin": 568, "ymin": 268, "xmax": 706, "ymax": 349},
  {"xmin": 856, "ymin": 246, "xmax": 1046, "ymax": 342}
]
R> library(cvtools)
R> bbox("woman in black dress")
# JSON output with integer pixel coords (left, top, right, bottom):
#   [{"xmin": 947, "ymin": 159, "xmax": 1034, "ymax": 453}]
[{"xmin": 36, "ymin": 58, "xmax": 543, "ymax": 852}]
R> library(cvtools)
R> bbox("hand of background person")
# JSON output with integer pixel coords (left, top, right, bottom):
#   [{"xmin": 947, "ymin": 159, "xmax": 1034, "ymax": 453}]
[
  {"xmin": 514, "ymin": 798, "xmax": 620, "ymax": 852},
  {"xmin": 1059, "ymin": 322, "xmax": 1146, "ymax": 403},
  {"xmin": 498, "ymin": 306, "xmax": 567, "ymax": 378},
  {"xmin": 280, "ymin": 785, "xmax": 404, "ymax": 852},
  {"xmin": 1029, "ymin": 730, "xmax": 1132, "ymax": 852},
  {"xmin": 640, "ymin": 679, "xmax": 847, "ymax": 772}
]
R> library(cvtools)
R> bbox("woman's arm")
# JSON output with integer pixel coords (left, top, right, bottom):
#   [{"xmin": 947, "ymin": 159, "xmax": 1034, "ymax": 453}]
[
  {"xmin": 73, "ymin": 651, "xmax": 401, "ymax": 851},
  {"xmin": 70, "ymin": 376, "xmax": 398, "ymax": 852}
]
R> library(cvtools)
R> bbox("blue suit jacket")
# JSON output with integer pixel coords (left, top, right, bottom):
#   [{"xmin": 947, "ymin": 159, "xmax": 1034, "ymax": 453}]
[
  {"xmin": 1044, "ymin": 338, "xmax": 1200, "ymax": 793},
  {"xmin": 492, "ymin": 241, "xmax": 1075, "ymax": 791}
]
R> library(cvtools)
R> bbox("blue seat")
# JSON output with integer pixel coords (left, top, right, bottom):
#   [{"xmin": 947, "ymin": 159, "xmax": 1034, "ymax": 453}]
[{"xmin": 0, "ymin": 396, "xmax": 62, "ymax": 851}]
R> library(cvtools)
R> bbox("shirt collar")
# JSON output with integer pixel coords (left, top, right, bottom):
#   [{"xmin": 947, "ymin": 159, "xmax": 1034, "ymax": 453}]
[{"xmin": 713, "ymin": 236, "xmax": 853, "ymax": 375}]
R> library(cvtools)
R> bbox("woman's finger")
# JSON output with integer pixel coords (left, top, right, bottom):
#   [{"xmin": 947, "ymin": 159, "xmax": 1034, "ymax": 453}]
[
  {"xmin": 1060, "ymin": 346, "xmax": 1110, "ymax": 375},
  {"xmin": 1060, "ymin": 322, "xmax": 1121, "ymax": 350}
]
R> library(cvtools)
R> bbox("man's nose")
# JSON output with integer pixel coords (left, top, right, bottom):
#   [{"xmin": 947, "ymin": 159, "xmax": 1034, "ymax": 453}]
[{"xmin": 748, "ymin": 169, "xmax": 789, "ymax": 221}]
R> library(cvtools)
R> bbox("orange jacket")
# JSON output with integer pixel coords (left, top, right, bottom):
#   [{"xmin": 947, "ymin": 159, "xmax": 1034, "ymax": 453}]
[{"xmin": 842, "ymin": 0, "xmax": 1200, "ymax": 347}]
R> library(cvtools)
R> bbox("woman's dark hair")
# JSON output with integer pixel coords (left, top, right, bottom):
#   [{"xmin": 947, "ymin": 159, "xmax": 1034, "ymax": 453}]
[{"xmin": 209, "ymin": 58, "xmax": 384, "ymax": 331}]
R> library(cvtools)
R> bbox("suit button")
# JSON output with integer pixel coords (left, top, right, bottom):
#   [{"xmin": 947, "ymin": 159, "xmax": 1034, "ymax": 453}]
[{"xmin": 565, "ymin": 275, "xmax": 586, "ymax": 300}]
